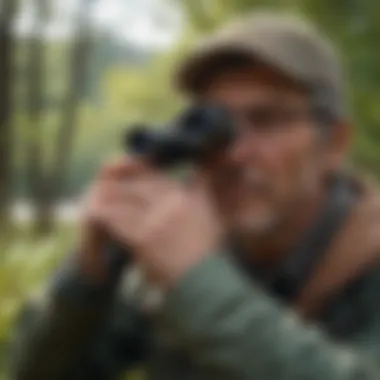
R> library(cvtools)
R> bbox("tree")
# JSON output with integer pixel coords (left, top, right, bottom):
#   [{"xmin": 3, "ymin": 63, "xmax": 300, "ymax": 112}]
[
  {"xmin": 0, "ymin": 0, "xmax": 18, "ymax": 232},
  {"xmin": 51, "ymin": 18, "xmax": 92, "ymax": 193},
  {"xmin": 24, "ymin": 0, "xmax": 50, "ymax": 234},
  {"xmin": 16, "ymin": 0, "xmax": 94, "ymax": 234}
]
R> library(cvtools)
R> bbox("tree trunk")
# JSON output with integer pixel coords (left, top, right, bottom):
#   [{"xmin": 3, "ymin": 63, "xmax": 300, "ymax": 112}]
[
  {"xmin": 25, "ymin": 0, "xmax": 49, "ymax": 235},
  {"xmin": 50, "ymin": 1, "xmax": 91, "ymax": 205},
  {"xmin": 50, "ymin": 30, "xmax": 92, "ymax": 200},
  {"xmin": 26, "ymin": 0, "xmax": 92, "ymax": 236},
  {"xmin": 0, "ymin": 0, "xmax": 17, "ymax": 236},
  {"xmin": 37, "ymin": 1, "xmax": 92, "ymax": 235},
  {"xmin": 34, "ymin": 194, "xmax": 55, "ymax": 235}
]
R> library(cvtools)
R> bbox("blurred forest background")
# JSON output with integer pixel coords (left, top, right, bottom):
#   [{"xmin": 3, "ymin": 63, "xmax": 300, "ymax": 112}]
[{"xmin": 1, "ymin": 0, "xmax": 380, "ymax": 378}]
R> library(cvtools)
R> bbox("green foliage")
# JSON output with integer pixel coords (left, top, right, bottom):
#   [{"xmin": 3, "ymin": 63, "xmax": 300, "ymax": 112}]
[
  {"xmin": 10, "ymin": 0, "xmax": 380, "ymax": 196},
  {"xmin": 0, "ymin": 225, "xmax": 75, "ymax": 377}
]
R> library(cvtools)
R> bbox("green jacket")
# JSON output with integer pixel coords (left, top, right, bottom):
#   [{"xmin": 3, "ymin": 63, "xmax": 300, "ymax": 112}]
[
  {"xmin": 7, "ymin": 177, "xmax": 380, "ymax": 380},
  {"xmin": 7, "ymin": 253, "xmax": 380, "ymax": 380}
]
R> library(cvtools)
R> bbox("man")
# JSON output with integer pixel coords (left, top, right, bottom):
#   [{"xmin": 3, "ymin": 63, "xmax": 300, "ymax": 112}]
[{"xmin": 8, "ymin": 11, "xmax": 380, "ymax": 380}]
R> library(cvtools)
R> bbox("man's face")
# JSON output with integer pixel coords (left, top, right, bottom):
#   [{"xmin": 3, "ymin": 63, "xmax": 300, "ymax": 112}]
[{"xmin": 200, "ymin": 64, "xmax": 337, "ymax": 239}]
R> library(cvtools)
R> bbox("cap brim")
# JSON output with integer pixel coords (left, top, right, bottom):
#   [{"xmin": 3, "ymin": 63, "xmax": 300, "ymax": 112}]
[
  {"xmin": 175, "ymin": 43, "xmax": 255, "ymax": 94},
  {"xmin": 175, "ymin": 39, "xmax": 308, "ymax": 95}
]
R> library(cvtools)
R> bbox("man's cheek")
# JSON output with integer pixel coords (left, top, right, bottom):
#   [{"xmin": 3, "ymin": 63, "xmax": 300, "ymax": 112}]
[
  {"xmin": 263, "ymin": 148, "xmax": 292, "ymax": 188},
  {"xmin": 269, "ymin": 148, "xmax": 306, "ymax": 198},
  {"xmin": 260, "ymin": 139, "xmax": 295, "ymax": 171}
]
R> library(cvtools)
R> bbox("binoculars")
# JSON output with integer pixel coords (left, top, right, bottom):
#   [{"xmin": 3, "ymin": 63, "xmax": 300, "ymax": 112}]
[
  {"xmin": 124, "ymin": 105, "xmax": 235, "ymax": 167},
  {"xmin": 109, "ymin": 105, "xmax": 235, "ymax": 268}
]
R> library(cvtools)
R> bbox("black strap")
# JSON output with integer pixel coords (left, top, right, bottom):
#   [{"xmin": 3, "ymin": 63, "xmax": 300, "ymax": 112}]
[{"xmin": 270, "ymin": 175, "xmax": 357, "ymax": 302}]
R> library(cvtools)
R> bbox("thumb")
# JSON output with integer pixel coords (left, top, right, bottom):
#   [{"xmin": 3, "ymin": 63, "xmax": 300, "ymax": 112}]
[{"xmin": 187, "ymin": 171, "xmax": 212, "ymax": 198}]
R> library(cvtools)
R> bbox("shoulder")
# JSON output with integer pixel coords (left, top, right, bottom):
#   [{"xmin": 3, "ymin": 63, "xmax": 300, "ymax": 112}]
[
  {"xmin": 321, "ymin": 264, "xmax": 380, "ymax": 340},
  {"xmin": 341, "ymin": 263, "xmax": 380, "ymax": 309}
]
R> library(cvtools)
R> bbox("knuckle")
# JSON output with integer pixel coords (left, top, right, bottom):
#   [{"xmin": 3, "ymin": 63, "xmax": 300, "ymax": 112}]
[
  {"xmin": 155, "ymin": 190, "xmax": 186, "ymax": 222},
  {"xmin": 99, "ymin": 161, "xmax": 114, "ymax": 176},
  {"xmin": 99, "ymin": 158, "xmax": 124, "ymax": 176},
  {"xmin": 171, "ymin": 189, "xmax": 187, "ymax": 211}
]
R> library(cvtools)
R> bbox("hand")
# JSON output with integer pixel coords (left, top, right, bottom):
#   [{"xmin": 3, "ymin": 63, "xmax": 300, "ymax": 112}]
[
  {"xmin": 77, "ymin": 158, "xmax": 144, "ymax": 283},
  {"xmin": 96, "ymin": 160, "xmax": 222, "ymax": 289}
]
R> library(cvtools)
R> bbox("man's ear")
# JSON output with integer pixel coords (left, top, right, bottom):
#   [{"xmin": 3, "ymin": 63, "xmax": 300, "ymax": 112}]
[{"xmin": 324, "ymin": 120, "xmax": 352, "ymax": 172}]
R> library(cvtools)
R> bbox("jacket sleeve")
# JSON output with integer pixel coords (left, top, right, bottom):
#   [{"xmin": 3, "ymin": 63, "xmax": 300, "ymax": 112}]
[
  {"xmin": 163, "ymin": 254, "xmax": 380, "ymax": 380},
  {"xmin": 7, "ymin": 262, "xmax": 151, "ymax": 380}
]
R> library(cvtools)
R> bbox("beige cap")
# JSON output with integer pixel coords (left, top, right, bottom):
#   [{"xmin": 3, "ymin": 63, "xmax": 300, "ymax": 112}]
[{"xmin": 176, "ymin": 12, "xmax": 347, "ymax": 120}]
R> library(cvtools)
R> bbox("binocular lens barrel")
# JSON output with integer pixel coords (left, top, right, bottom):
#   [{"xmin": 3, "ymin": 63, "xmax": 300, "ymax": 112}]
[{"xmin": 125, "ymin": 105, "xmax": 234, "ymax": 167}]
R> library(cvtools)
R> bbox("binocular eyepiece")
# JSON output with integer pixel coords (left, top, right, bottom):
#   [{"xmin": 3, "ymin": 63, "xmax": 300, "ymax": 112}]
[{"xmin": 125, "ymin": 105, "xmax": 234, "ymax": 167}]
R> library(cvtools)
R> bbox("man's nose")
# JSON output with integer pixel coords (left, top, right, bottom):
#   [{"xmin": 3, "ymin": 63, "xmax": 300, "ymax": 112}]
[{"xmin": 226, "ymin": 131, "xmax": 259, "ymax": 164}]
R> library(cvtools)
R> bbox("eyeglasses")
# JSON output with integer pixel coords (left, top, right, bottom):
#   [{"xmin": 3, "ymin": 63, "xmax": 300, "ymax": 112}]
[{"xmin": 231, "ymin": 103, "xmax": 314, "ymax": 139}]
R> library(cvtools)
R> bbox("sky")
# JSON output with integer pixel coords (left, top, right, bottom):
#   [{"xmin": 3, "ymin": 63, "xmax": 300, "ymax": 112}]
[{"xmin": 15, "ymin": 0, "xmax": 183, "ymax": 48}]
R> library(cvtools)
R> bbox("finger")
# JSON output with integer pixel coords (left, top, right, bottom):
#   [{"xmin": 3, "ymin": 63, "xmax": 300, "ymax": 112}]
[
  {"xmin": 182, "ymin": 172, "xmax": 211, "ymax": 206},
  {"xmin": 95, "ymin": 176, "xmax": 169, "ymax": 209},
  {"xmin": 99, "ymin": 156, "xmax": 148, "ymax": 181},
  {"xmin": 119, "ymin": 175, "xmax": 175, "ymax": 203},
  {"xmin": 99, "ymin": 203, "xmax": 149, "ymax": 245},
  {"xmin": 137, "ymin": 190, "xmax": 185, "ymax": 242},
  {"xmin": 97, "ymin": 187, "xmax": 179, "ymax": 245}
]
